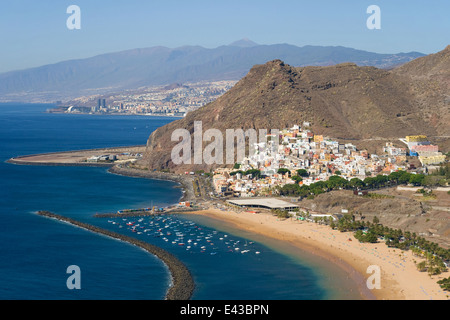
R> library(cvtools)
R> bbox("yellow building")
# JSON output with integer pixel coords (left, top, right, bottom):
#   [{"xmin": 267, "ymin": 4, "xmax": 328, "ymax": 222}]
[
  {"xmin": 419, "ymin": 154, "xmax": 446, "ymax": 165},
  {"xmin": 314, "ymin": 135, "xmax": 324, "ymax": 143},
  {"xmin": 406, "ymin": 135, "xmax": 428, "ymax": 143}
]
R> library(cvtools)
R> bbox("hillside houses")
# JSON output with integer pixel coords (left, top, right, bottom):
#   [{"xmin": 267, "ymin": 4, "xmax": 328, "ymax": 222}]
[
  {"xmin": 212, "ymin": 125, "xmax": 444, "ymax": 198},
  {"xmin": 399, "ymin": 136, "xmax": 446, "ymax": 166}
]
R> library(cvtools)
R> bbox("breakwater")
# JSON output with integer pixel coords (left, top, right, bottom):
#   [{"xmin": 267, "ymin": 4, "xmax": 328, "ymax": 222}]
[
  {"xmin": 93, "ymin": 208, "xmax": 201, "ymax": 219},
  {"xmin": 6, "ymin": 158, "xmax": 114, "ymax": 167},
  {"xmin": 36, "ymin": 210, "xmax": 195, "ymax": 300},
  {"xmin": 93, "ymin": 211, "xmax": 160, "ymax": 218}
]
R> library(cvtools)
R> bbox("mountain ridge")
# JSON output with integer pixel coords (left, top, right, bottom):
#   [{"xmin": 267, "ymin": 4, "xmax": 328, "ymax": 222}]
[{"xmin": 0, "ymin": 41, "xmax": 425, "ymax": 102}]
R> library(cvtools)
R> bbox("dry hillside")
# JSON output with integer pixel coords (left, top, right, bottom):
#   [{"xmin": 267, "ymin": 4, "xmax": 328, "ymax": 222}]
[{"xmin": 141, "ymin": 45, "xmax": 450, "ymax": 173}]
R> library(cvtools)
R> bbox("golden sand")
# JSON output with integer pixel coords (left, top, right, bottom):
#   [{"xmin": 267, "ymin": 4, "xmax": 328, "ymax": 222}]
[{"xmin": 185, "ymin": 208, "xmax": 449, "ymax": 300}]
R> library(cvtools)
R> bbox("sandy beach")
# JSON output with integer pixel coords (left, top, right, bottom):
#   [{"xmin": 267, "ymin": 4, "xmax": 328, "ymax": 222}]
[{"xmin": 184, "ymin": 207, "xmax": 450, "ymax": 300}]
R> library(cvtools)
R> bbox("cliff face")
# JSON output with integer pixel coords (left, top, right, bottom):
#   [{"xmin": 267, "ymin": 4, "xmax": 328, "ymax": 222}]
[{"xmin": 142, "ymin": 46, "xmax": 450, "ymax": 173}]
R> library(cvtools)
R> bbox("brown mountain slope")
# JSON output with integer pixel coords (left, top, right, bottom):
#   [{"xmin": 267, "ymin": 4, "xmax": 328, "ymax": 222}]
[
  {"xmin": 142, "ymin": 46, "xmax": 450, "ymax": 173},
  {"xmin": 392, "ymin": 45, "xmax": 450, "ymax": 143}
]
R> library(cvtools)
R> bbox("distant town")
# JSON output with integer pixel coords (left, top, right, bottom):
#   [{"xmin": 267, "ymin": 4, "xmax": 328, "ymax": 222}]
[{"xmin": 47, "ymin": 80, "xmax": 237, "ymax": 117}]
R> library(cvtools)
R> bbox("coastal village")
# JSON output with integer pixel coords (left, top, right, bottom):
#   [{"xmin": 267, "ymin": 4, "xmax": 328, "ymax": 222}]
[
  {"xmin": 211, "ymin": 124, "xmax": 447, "ymax": 198},
  {"xmin": 8, "ymin": 119, "xmax": 450, "ymax": 300}
]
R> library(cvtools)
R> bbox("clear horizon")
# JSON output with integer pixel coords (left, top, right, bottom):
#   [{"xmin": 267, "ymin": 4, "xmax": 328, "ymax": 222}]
[{"xmin": 1, "ymin": 0, "xmax": 449, "ymax": 73}]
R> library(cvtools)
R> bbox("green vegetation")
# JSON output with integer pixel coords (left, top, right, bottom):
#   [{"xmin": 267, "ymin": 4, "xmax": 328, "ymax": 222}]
[
  {"xmin": 244, "ymin": 169, "xmax": 261, "ymax": 179},
  {"xmin": 325, "ymin": 213, "xmax": 450, "ymax": 269},
  {"xmin": 277, "ymin": 168, "xmax": 290, "ymax": 175},
  {"xmin": 229, "ymin": 169, "xmax": 261, "ymax": 179},
  {"xmin": 362, "ymin": 193, "xmax": 395, "ymax": 199},
  {"xmin": 423, "ymin": 163, "xmax": 450, "ymax": 187},
  {"xmin": 232, "ymin": 164, "xmax": 449, "ymax": 200},
  {"xmin": 296, "ymin": 169, "xmax": 309, "ymax": 177},
  {"xmin": 271, "ymin": 208, "xmax": 290, "ymax": 219},
  {"xmin": 431, "ymin": 163, "xmax": 450, "ymax": 178},
  {"xmin": 412, "ymin": 247, "xmax": 448, "ymax": 276},
  {"xmin": 276, "ymin": 169, "xmax": 448, "ymax": 199},
  {"xmin": 416, "ymin": 188, "xmax": 437, "ymax": 199},
  {"xmin": 354, "ymin": 229, "xmax": 378, "ymax": 243},
  {"xmin": 437, "ymin": 277, "xmax": 450, "ymax": 291},
  {"xmin": 291, "ymin": 175, "xmax": 303, "ymax": 183}
]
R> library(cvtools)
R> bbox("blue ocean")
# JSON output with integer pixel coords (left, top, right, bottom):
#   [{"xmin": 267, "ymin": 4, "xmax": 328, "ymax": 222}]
[{"xmin": 0, "ymin": 103, "xmax": 359, "ymax": 300}]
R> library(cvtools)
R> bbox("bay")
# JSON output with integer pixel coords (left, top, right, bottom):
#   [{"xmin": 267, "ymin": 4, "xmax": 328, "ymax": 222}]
[{"xmin": 0, "ymin": 103, "xmax": 347, "ymax": 300}]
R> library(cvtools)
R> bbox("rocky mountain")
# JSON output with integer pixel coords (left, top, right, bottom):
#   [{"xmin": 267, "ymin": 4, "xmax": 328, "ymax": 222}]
[
  {"xmin": 141, "ymin": 45, "xmax": 450, "ymax": 173},
  {"xmin": 392, "ymin": 45, "xmax": 450, "ymax": 142},
  {"xmin": 0, "ymin": 40, "xmax": 424, "ymax": 102}
]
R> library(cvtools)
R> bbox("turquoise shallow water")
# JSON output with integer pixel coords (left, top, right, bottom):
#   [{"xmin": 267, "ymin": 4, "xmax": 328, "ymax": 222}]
[{"xmin": 0, "ymin": 103, "xmax": 352, "ymax": 300}]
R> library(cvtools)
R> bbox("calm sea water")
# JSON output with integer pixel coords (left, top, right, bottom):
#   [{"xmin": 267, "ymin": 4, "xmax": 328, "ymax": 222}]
[{"xmin": 0, "ymin": 103, "xmax": 353, "ymax": 300}]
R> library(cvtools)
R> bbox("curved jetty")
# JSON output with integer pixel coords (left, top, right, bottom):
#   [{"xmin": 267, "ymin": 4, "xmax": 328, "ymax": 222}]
[{"xmin": 37, "ymin": 211, "xmax": 195, "ymax": 300}]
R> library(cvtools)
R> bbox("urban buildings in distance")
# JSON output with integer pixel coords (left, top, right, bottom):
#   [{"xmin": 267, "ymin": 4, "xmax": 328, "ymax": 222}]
[{"xmin": 47, "ymin": 80, "xmax": 237, "ymax": 117}]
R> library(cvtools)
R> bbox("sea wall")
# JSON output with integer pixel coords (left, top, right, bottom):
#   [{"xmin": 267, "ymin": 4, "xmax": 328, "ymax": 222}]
[
  {"xmin": 37, "ymin": 211, "xmax": 195, "ymax": 300},
  {"xmin": 6, "ymin": 158, "xmax": 114, "ymax": 167}
]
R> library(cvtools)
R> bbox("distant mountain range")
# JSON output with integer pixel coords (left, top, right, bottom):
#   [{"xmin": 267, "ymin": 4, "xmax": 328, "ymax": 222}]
[
  {"xmin": 0, "ymin": 39, "xmax": 425, "ymax": 102},
  {"xmin": 142, "ymin": 45, "xmax": 450, "ymax": 173}
]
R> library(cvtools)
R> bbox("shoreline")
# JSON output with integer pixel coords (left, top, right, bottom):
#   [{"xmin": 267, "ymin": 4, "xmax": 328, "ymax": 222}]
[
  {"xmin": 108, "ymin": 165, "xmax": 196, "ymax": 203},
  {"xmin": 36, "ymin": 210, "xmax": 195, "ymax": 300},
  {"xmin": 7, "ymin": 150, "xmax": 449, "ymax": 300},
  {"xmin": 183, "ymin": 208, "xmax": 450, "ymax": 300}
]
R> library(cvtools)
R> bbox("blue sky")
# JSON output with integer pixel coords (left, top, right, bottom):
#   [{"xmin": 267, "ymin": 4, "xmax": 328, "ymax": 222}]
[{"xmin": 1, "ymin": 0, "xmax": 449, "ymax": 73}]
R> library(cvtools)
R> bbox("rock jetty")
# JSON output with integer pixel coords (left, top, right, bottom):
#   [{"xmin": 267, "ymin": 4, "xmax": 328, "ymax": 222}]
[{"xmin": 37, "ymin": 210, "xmax": 195, "ymax": 300}]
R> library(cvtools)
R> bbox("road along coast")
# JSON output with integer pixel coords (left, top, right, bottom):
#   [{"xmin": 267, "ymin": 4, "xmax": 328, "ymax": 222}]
[{"xmin": 36, "ymin": 210, "xmax": 195, "ymax": 300}]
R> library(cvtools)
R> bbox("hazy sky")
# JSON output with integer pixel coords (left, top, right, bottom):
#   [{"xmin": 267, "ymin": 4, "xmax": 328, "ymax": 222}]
[{"xmin": 1, "ymin": 0, "xmax": 449, "ymax": 73}]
